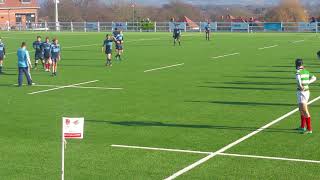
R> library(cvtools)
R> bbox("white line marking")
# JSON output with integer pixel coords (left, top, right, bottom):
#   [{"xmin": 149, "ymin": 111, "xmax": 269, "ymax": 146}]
[
  {"xmin": 292, "ymin": 40, "xmax": 305, "ymax": 44},
  {"xmin": 258, "ymin": 45, "xmax": 278, "ymax": 50},
  {"xmin": 111, "ymin": 144, "xmax": 212, "ymax": 155},
  {"xmin": 28, "ymin": 80, "xmax": 99, "ymax": 95},
  {"xmin": 144, "ymin": 63, "xmax": 184, "ymax": 73},
  {"xmin": 15, "ymin": 84, "xmax": 122, "ymax": 90},
  {"xmin": 212, "ymin": 53, "xmax": 240, "ymax": 59},
  {"xmin": 164, "ymin": 95, "xmax": 320, "ymax": 180},
  {"xmin": 111, "ymin": 144, "xmax": 320, "ymax": 164},
  {"xmin": 219, "ymin": 153, "xmax": 320, "ymax": 164}
]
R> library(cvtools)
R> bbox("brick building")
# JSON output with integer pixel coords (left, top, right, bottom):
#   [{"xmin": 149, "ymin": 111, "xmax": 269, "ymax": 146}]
[{"xmin": 0, "ymin": 0, "xmax": 40, "ymax": 28}]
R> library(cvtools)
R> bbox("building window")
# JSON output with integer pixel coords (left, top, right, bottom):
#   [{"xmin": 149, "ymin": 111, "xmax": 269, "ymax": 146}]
[
  {"xmin": 21, "ymin": 0, "xmax": 31, "ymax": 3},
  {"xmin": 0, "ymin": 0, "xmax": 5, "ymax": 4}
]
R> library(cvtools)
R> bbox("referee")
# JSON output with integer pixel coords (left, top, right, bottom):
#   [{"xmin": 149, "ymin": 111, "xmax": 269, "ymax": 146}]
[{"xmin": 17, "ymin": 42, "xmax": 32, "ymax": 87}]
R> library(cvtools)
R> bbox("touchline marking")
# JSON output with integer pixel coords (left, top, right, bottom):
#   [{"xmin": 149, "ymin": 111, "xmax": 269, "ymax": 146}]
[
  {"xmin": 111, "ymin": 144, "xmax": 212, "ymax": 155},
  {"xmin": 258, "ymin": 45, "xmax": 278, "ymax": 50},
  {"xmin": 28, "ymin": 80, "xmax": 99, "ymax": 95},
  {"xmin": 144, "ymin": 63, "xmax": 184, "ymax": 72},
  {"xmin": 212, "ymin": 53, "xmax": 240, "ymax": 59},
  {"xmin": 164, "ymin": 95, "xmax": 320, "ymax": 180},
  {"xmin": 219, "ymin": 153, "xmax": 320, "ymax": 164}
]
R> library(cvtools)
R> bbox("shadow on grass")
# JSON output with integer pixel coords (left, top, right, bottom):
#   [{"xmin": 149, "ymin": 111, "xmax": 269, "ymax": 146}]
[
  {"xmin": 86, "ymin": 120, "xmax": 299, "ymax": 134},
  {"xmin": 198, "ymin": 86, "xmax": 291, "ymax": 91},
  {"xmin": 225, "ymin": 75, "xmax": 293, "ymax": 80},
  {"xmin": 185, "ymin": 100, "xmax": 297, "ymax": 107}
]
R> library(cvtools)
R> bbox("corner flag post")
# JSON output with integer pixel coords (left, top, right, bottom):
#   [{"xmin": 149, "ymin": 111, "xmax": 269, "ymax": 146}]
[{"xmin": 61, "ymin": 117, "xmax": 85, "ymax": 180}]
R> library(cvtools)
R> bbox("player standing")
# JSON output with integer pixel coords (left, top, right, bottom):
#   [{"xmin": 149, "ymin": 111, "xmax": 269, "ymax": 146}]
[
  {"xmin": 42, "ymin": 37, "xmax": 52, "ymax": 72},
  {"xmin": 113, "ymin": 28, "xmax": 119, "ymax": 38},
  {"xmin": 115, "ymin": 31, "xmax": 124, "ymax": 61},
  {"xmin": 205, "ymin": 22, "xmax": 211, "ymax": 41},
  {"xmin": 295, "ymin": 59, "xmax": 316, "ymax": 134},
  {"xmin": 32, "ymin": 36, "xmax": 44, "ymax": 69},
  {"xmin": 173, "ymin": 25, "xmax": 181, "ymax": 46},
  {"xmin": 51, "ymin": 38, "xmax": 61, "ymax": 76},
  {"xmin": 102, "ymin": 34, "xmax": 114, "ymax": 67},
  {"xmin": 0, "ymin": 38, "xmax": 6, "ymax": 74}
]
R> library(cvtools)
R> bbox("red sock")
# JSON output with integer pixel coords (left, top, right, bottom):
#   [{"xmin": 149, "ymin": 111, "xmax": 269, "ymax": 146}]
[
  {"xmin": 300, "ymin": 115, "xmax": 306, "ymax": 128},
  {"xmin": 306, "ymin": 117, "xmax": 312, "ymax": 131}
]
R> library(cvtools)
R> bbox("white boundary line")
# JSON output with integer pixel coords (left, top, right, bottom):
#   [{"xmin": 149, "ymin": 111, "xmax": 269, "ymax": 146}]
[
  {"xmin": 258, "ymin": 45, "xmax": 278, "ymax": 50},
  {"xmin": 28, "ymin": 80, "xmax": 99, "ymax": 95},
  {"xmin": 164, "ymin": 95, "xmax": 320, "ymax": 180},
  {"xmin": 15, "ymin": 84, "xmax": 122, "ymax": 90},
  {"xmin": 111, "ymin": 144, "xmax": 212, "ymax": 155},
  {"xmin": 219, "ymin": 153, "xmax": 320, "ymax": 164},
  {"xmin": 212, "ymin": 53, "xmax": 240, "ymax": 59},
  {"xmin": 144, "ymin": 63, "xmax": 184, "ymax": 73},
  {"xmin": 111, "ymin": 144, "xmax": 320, "ymax": 164}
]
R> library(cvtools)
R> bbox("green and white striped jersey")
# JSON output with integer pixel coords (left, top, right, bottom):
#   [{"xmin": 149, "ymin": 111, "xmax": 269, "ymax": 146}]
[{"xmin": 296, "ymin": 68, "xmax": 315, "ymax": 91}]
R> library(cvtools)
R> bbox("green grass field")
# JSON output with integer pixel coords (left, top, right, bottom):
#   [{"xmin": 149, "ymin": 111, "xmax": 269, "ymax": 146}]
[{"xmin": 0, "ymin": 31, "xmax": 320, "ymax": 180}]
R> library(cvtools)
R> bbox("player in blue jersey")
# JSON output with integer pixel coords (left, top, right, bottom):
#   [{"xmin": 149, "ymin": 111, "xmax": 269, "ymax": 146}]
[
  {"xmin": 51, "ymin": 38, "xmax": 61, "ymax": 76},
  {"xmin": 102, "ymin": 34, "xmax": 115, "ymax": 67},
  {"xmin": 205, "ymin": 22, "xmax": 211, "ymax": 41},
  {"xmin": 33, "ymin": 36, "xmax": 44, "ymax": 69},
  {"xmin": 115, "ymin": 31, "xmax": 124, "ymax": 61},
  {"xmin": 173, "ymin": 25, "xmax": 181, "ymax": 46},
  {"xmin": 0, "ymin": 37, "xmax": 6, "ymax": 74},
  {"xmin": 42, "ymin": 37, "xmax": 52, "ymax": 72},
  {"xmin": 113, "ymin": 28, "xmax": 119, "ymax": 38}
]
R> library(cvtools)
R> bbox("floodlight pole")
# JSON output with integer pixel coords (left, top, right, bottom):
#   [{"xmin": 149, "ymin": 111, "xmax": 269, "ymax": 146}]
[{"xmin": 55, "ymin": 0, "xmax": 59, "ymax": 31}]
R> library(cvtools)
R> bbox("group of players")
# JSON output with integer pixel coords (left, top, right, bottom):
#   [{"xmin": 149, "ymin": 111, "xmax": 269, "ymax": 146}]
[
  {"xmin": 171, "ymin": 22, "xmax": 211, "ymax": 46},
  {"xmin": 0, "ymin": 36, "xmax": 61, "ymax": 76},
  {"xmin": 102, "ymin": 28, "xmax": 124, "ymax": 67}
]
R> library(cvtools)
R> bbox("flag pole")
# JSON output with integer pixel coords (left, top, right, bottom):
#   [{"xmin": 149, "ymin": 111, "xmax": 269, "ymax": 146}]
[{"xmin": 61, "ymin": 119, "xmax": 65, "ymax": 180}]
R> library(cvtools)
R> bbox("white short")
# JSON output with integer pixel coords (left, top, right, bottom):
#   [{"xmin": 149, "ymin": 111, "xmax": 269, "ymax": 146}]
[{"xmin": 297, "ymin": 90, "xmax": 310, "ymax": 104}]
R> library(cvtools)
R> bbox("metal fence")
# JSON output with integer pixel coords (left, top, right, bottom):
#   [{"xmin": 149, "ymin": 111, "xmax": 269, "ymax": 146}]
[{"xmin": 0, "ymin": 21, "xmax": 319, "ymax": 33}]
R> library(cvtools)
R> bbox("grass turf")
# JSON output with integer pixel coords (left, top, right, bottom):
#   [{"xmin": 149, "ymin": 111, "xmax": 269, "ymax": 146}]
[{"xmin": 0, "ymin": 32, "xmax": 320, "ymax": 179}]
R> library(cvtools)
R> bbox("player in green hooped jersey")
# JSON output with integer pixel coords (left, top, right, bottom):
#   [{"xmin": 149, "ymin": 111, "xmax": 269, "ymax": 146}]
[{"xmin": 295, "ymin": 59, "xmax": 317, "ymax": 134}]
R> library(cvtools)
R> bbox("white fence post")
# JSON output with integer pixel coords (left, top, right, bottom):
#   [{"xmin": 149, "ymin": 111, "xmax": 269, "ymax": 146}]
[
  {"xmin": 154, "ymin": 22, "xmax": 157, "ymax": 32},
  {"xmin": 184, "ymin": 23, "xmax": 187, "ymax": 32},
  {"xmin": 71, "ymin": 22, "xmax": 73, "ymax": 32},
  {"xmin": 97, "ymin": 21, "xmax": 100, "ymax": 32},
  {"xmin": 84, "ymin": 21, "xmax": 87, "ymax": 32}
]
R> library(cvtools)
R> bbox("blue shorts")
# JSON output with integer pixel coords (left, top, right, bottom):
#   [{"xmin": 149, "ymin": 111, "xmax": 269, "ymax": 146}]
[
  {"xmin": 35, "ymin": 53, "xmax": 44, "ymax": 60},
  {"xmin": 44, "ymin": 52, "xmax": 51, "ymax": 59},
  {"xmin": 52, "ymin": 57, "xmax": 59, "ymax": 63},
  {"xmin": 105, "ymin": 49, "xmax": 112, "ymax": 54},
  {"xmin": 116, "ymin": 44, "xmax": 123, "ymax": 50}
]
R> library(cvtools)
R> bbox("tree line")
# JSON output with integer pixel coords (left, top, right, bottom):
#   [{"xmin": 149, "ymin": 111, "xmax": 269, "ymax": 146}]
[{"xmin": 39, "ymin": 0, "xmax": 320, "ymax": 22}]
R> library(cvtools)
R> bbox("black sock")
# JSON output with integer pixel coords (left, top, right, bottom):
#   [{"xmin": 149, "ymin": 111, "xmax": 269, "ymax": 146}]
[
  {"xmin": 0, "ymin": 66, "xmax": 2, "ymax": 73},
  {"xmin": 35, "ymin": 63, "xmax": 38, "ymax": 68}
]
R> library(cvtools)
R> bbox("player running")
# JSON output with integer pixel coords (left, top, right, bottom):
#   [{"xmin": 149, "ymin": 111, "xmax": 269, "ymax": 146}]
[
  {"xmin": 33, "ymin": 36, "xmax": 44, "ymax": 69},
  {"xmin": 295, "ymin": 59, "xmax": 316, "ymax": 134},
  {"xmin": 51, "ymin": 38, "xmax": 61, "ymax": 76},
  {"xmin": 102, "ymin": 34, "xmax": 115, "ymax": 67},
  {"xmin": 42, "ymin": 37, "xmax": 52, "ymax": 72},
  {"xmin": 115, "ymin": 31, "xmax": 124, "ymax": 61},
  {"xmin": 205, "ymin": 22, "xmax": 211, "ymax": 41},
  {"xmin": 173, "ymin": 25, "xmax": 181, "ymax": 46},
  {"xmin": 0, "ymin": 38, "xmax": 6, "ymax": 74}
]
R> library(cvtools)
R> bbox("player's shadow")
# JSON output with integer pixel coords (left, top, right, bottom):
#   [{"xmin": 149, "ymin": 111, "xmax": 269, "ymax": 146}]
[
  {"xmin": 226, "ymin": 76, "xmax": 293, "ymax": 80},
  {"xmin": 0, "ymin": 72, "xmax": 17, "ymax": 76},
  {"xmin": 198, "ymin": 86, "xmax": 291, "ymax": 91},
  {"xmin": 86, "ymin": 120, "xmax": 298, "ymax": 134},
  {"xmin": 185, "ymin": 100, "xmax": 297, "ymax": 107},
  {"xmin": 223, "ymin": 81, "xmax": 296, "ymax": 86}
]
